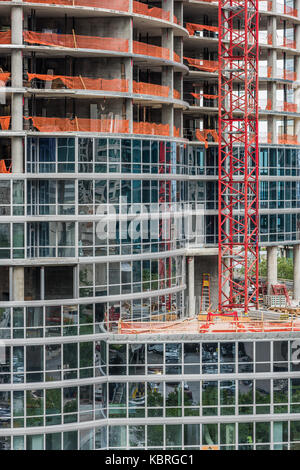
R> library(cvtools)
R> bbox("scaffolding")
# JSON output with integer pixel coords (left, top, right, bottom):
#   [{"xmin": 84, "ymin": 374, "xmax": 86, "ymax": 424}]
[{"xmin": 218, "ymin": 0, "xmax": 259, "ymax": 313}]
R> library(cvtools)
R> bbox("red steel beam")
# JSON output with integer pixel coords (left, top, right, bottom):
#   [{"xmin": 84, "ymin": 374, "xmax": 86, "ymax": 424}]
[{"xmin": 218, "ymin": 0, "xmax": 259, "ymax": 313}]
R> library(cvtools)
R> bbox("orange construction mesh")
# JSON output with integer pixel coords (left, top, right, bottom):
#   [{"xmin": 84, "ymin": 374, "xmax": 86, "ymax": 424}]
[
  {"xmin": 0, "ymin": 31, "xmax": 11, "ymax": 44},
  {"xmin": 173, "ymin": 15, "xmax": 179, "ymax": 25},
  {"xmin": 133, "ymin": 121, "xmax": 170, "ymax": 136},
  {"xmin": 23, "ymin": 0, "xmax": 130, "ymax": 10},
  {"xmin": 132, "ymin": 1, "xmax": 170, "ymax": 21},
  {"xmin": 173, "ymin": 52, "xmax": 181, "ymax": 63},
  {"xmin": 184, "ymin": 57, "xmax": 218, "ymax": 72},
  {"xmin": 132, "ymin": 81, "xmax": 169, "ymax": 97},
  {"xmin": 283, "ymin": 70, "xmax": 297, "ymax": 81},
  {"xmin": 26, "ymin": 116, "xmax": 129, "ymax": 133},
  {"xmin": 185, "ymin": 23, "xmax": 218, "ymax": 36},
  {"xmin": 173, "ymin": 126, "xmax": 180, "ymax": 138},
  {"xmin": 265, "ymin": 98, "xmax": 272, "ymax": 110},
  {"xmin": 118, "ymin": 318, "xmax": 300, "ymax": 334},
  {"xmin": 284, "ymin": 102, "xmax": 298, "ymax": 113},
  {"xmin": 0, "ymin": 160, "xmax": 11, "ymax": 173},
  {"xmin": 278, "ymin": 134, "xmax": 299, "ymax": 145},
  {"xmin": 267, "ymin": 66, "xmax": 272, "ymax": 78},
  {"xmin": 284, "ymin": 5, "xmax": 298, "ymax": 17},
  {"xmin": 133, "ymin": 41, "xmax": 170, "ymax": 60},
  {"xmin": 27, "ymin": 73, "xmax": 128, "ymax": 92},
  {"xmin": 267, "ymin": 33, "xmax": 273, "ymax": 45},
  {"xmin": 0, "ymin": 116, "xmax": 10, "ymax": 130},
  {"xmin": 0, "ymin": 72, "xmax": 10, "ymax": 84},
  {"xmin": 191, "ymin": 92, "xmax": 218, "ymax": 100},
  {"xmin": 23, "ymin": 31, "xmax": 128, "ymax": 52},
  {"xmin": 281, "ymin": 38, "xmax": 296, "ymax": 49},
  {"xmin": 173, "ymin": 89, "xmax": 180, "ymax": 100},
  {"xmin": 196, "ymin": 129, "xmax": 219, "ymax": 148}
]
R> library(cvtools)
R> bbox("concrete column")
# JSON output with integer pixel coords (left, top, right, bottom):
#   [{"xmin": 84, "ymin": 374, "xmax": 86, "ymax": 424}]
[
  {"xmin": 13, "ymin": 266, "xmax": 24, "ymax": 301},
  {"xmin": 11, "ymin": 4, "xmax": 24, "ymax": 301},
  {"xmin": 188, "ymin": 256, "xmax": 195, "ymax": 316},
  {"xmin": 293, "ymin": 245, "xmax": 300, "ymax": 302},
  {"xmin": 11, "ymin": 5, "xmax": 24, "ymax": 173},
  {"xmin": 267, "ymin": 246, "xmax": 277, "ymax": 294}
]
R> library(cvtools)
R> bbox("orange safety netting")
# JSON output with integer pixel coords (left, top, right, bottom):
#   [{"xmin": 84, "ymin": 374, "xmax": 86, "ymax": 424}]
[
  {"xmin": 173, "ymin": 15, "xmax": 179, "ymax": 25},
  {"xmin": 265, "ymin": 98, "xmax": 272, "ymax": 110},
  {"xmin": 0, "ymin": 31, "xmax": 11, "ymax": 44},
  {"xmin": 284, "ymin": 5, "xmax": 298, "ymax": 17},
  {"xmin": 133, "ymin": 121, "xmax": 169, "ymax": 136},
  {"xmin": 196, "ymin": 129, "xmax": 219, "ymax": 148},
  {"xmin": 173, "ymin": 126, "xmax": 180, "ymax": 138},
  {"xmin": 278, "ymin": 134, "xmax": 299, "ymax": 145},
  {"xmin": 132, "ymin": 81, "xmax": 169, "ymax": 97},
  {"xmin": 118, "ymin": 318, "xmax": 300, "ymax": 334},
  {"xmin": 185, "ymin": 22, "xmax": 218, "ymax": 36},
  {"xmin": 283, "ymin": 102, "xmax": 298, "ymax": 113},
  {"xmin": 23, "ymin": 31, "xmax": 128, "ymax": 52},
  {"xmin": 191, "ymin": 92, "xmax": 218, "ymax": 100},
  {"xmin": 27, "ymin": 73, "xmax": 128, "ymax": 92},
  {"xmin": 267, "ymin": 33, "xmax": 273, "ymax": 45},
  {"xmin": 26, "ymin": 116, "xmax": 129, "ymax": 133},
  {"xmin": 267, "ymin": 66, "xmax": 272, "ymax": 78},
  {"xmin": 283, "ymin": 70, "xmax": 297, "ymax": 81},
  {"xmin": 133, "ymin": 41, "xmax": 170, "ymax": 60},
  {"xmin": 23, "ymin": 0, "xmax": 129, "ymax": 10},
  {"xmin": 0, "ymin": 72, "xmax": 10, "ymax": 84},
  {"xmin": 0, "ymin": 160, "xmax": 11, "ymax": 173},
  {"xmin": 0, "ymin": 116, "xmax": 10, "ymax": 130},
  {"xmin": 173, "ymin": 89, "xmax": 180, "ymax": 100},
  {"xmin": 281, "ymin": 38, "xmax": 296, "ymax": 49},
  {"xmin": 184, "ymin": 57, "xmax": 218, "ymax": 72},
  {"xmin": 132, "ymin": 1, "xmax": 170, "ymax": 21},
  {"xmin": 173, "ymin": 52, "xmax": 181, "ymax": 63}
]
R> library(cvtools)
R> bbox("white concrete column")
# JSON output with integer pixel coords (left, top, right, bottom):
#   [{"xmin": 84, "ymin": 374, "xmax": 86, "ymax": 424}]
[
  {"xmin": 267, "ymin": 246, "xmax": 277, "ymax": 295},
  {"xmin": 188, "ymin": 256, "xmax": 195, "ymax": 316},
  {"xmin": 13, "ymin": 266, "xmax": 24, "ymax": 301},
  {"xmin": 11, "ymin": 4, "xmax": 24, "ymax": 173},
  {"xmin": 11, "ymin": 4, "xmax": 24, "ymax": 300},
  {"xmin": 293, "ymin": 245, "xmax": 300, "ymax": 302}
]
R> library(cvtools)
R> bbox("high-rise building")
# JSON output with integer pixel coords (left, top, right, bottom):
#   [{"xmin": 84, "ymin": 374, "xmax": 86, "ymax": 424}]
[{"xmin": 0, "ymin": 0, "xmax": 299, "ymax": 451}]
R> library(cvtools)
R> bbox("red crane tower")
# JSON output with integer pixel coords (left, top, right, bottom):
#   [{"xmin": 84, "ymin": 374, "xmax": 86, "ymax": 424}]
[{"xmin": 218, "ymin": 0, "xmax": 259, "ymax": 314}]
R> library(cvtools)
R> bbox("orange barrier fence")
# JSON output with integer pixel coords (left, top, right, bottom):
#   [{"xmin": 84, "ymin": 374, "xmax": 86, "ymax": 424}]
[
  {"xmin": 0, "ymin": 31, "xmax": 11, "ymax": 44},
  {"xmin": 173, "ymin": 89, "xmax": 180, "ymax": 100},
  {"xmin": 185, "ymin": 22, "xmax": 218, "ymax": 36},
  {"xmin": 173, "ymin": 127, "xmax": 180, "ymax": 138},
  {"xmin": 173, "ymin": 52, "xmax": 181, "ymax": 63},
  {"xmin": 191, "ymin": 92, "xmax": 218, "ymax": 100},
  {"xmin": 184, "ymin": 57, "xmax": 218, "ymax": 72},
  {"xmin": 0, "ymin": 72, "xmax": 10, "ymax": 84},
  {"xmin": 284, "ymin": 5, "xmax": 298, "ymax": 17},
  {"xmin": 27, "ymin": 73, "xmax": 129, "ymax": 92},
  {"xmin": 26, "ymin": 116, "xmax": 129, "ymax": 133},
  {"xmin": 133, "ymin": 41, "xmax": 170, "ymax": 60},
  {"xmin": 133, "ymin": 121, "xmax": 169, "ymax": 136},
  {"xmin": 23, "ymin": 30, "xmax": 129, "ymax": 52},
  {"xmin": 267, "ymin": 33, "xmax": 273, "ymax": 45},
  {"xmin": 278, "ymin": 134, "xmax": 299, "ymax": 145},
  {"xmin": 0, "ymin": 117, "xmax": 10, "ymax": 130},
  {"xmin": 276, "ymin": 102, "xmax": 298, "ymax": 113},
  {"xmin": 23, "ymin": 0, "xmax": 130, "ymax": 10},
  {"xmin": 133, "ymin": 1, "xmax": 170, "ymax": 21},
  {"xmin": 268, "ymin": 66, "xmax": 272, "ymax": 78},
  {"xmin": 283, "ymin": 70, "xmax": 297, "ymax": 81},
  {"xmin": 0, "ymin": 160, "xmax": 11, "ymax": 173},
  {"xmin": 133, "ymin": 81, "xmax": 169, "ymax": 97},
  {"xmin": 196, "ymin": 129, "xmax": 219, "ymax": 148},
  {"xmin": 280, "ymin": 38, "xmax": 296, "ymax": 49},
  {"xmin": 117, "ymin": 318, "xmax": 300, "ymax": 334}
]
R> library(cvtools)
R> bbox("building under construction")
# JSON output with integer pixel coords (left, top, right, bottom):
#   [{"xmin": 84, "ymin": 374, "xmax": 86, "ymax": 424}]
[{"xmin": 0, "ymin": 0, "xmax": 300, "ymax": 451}]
